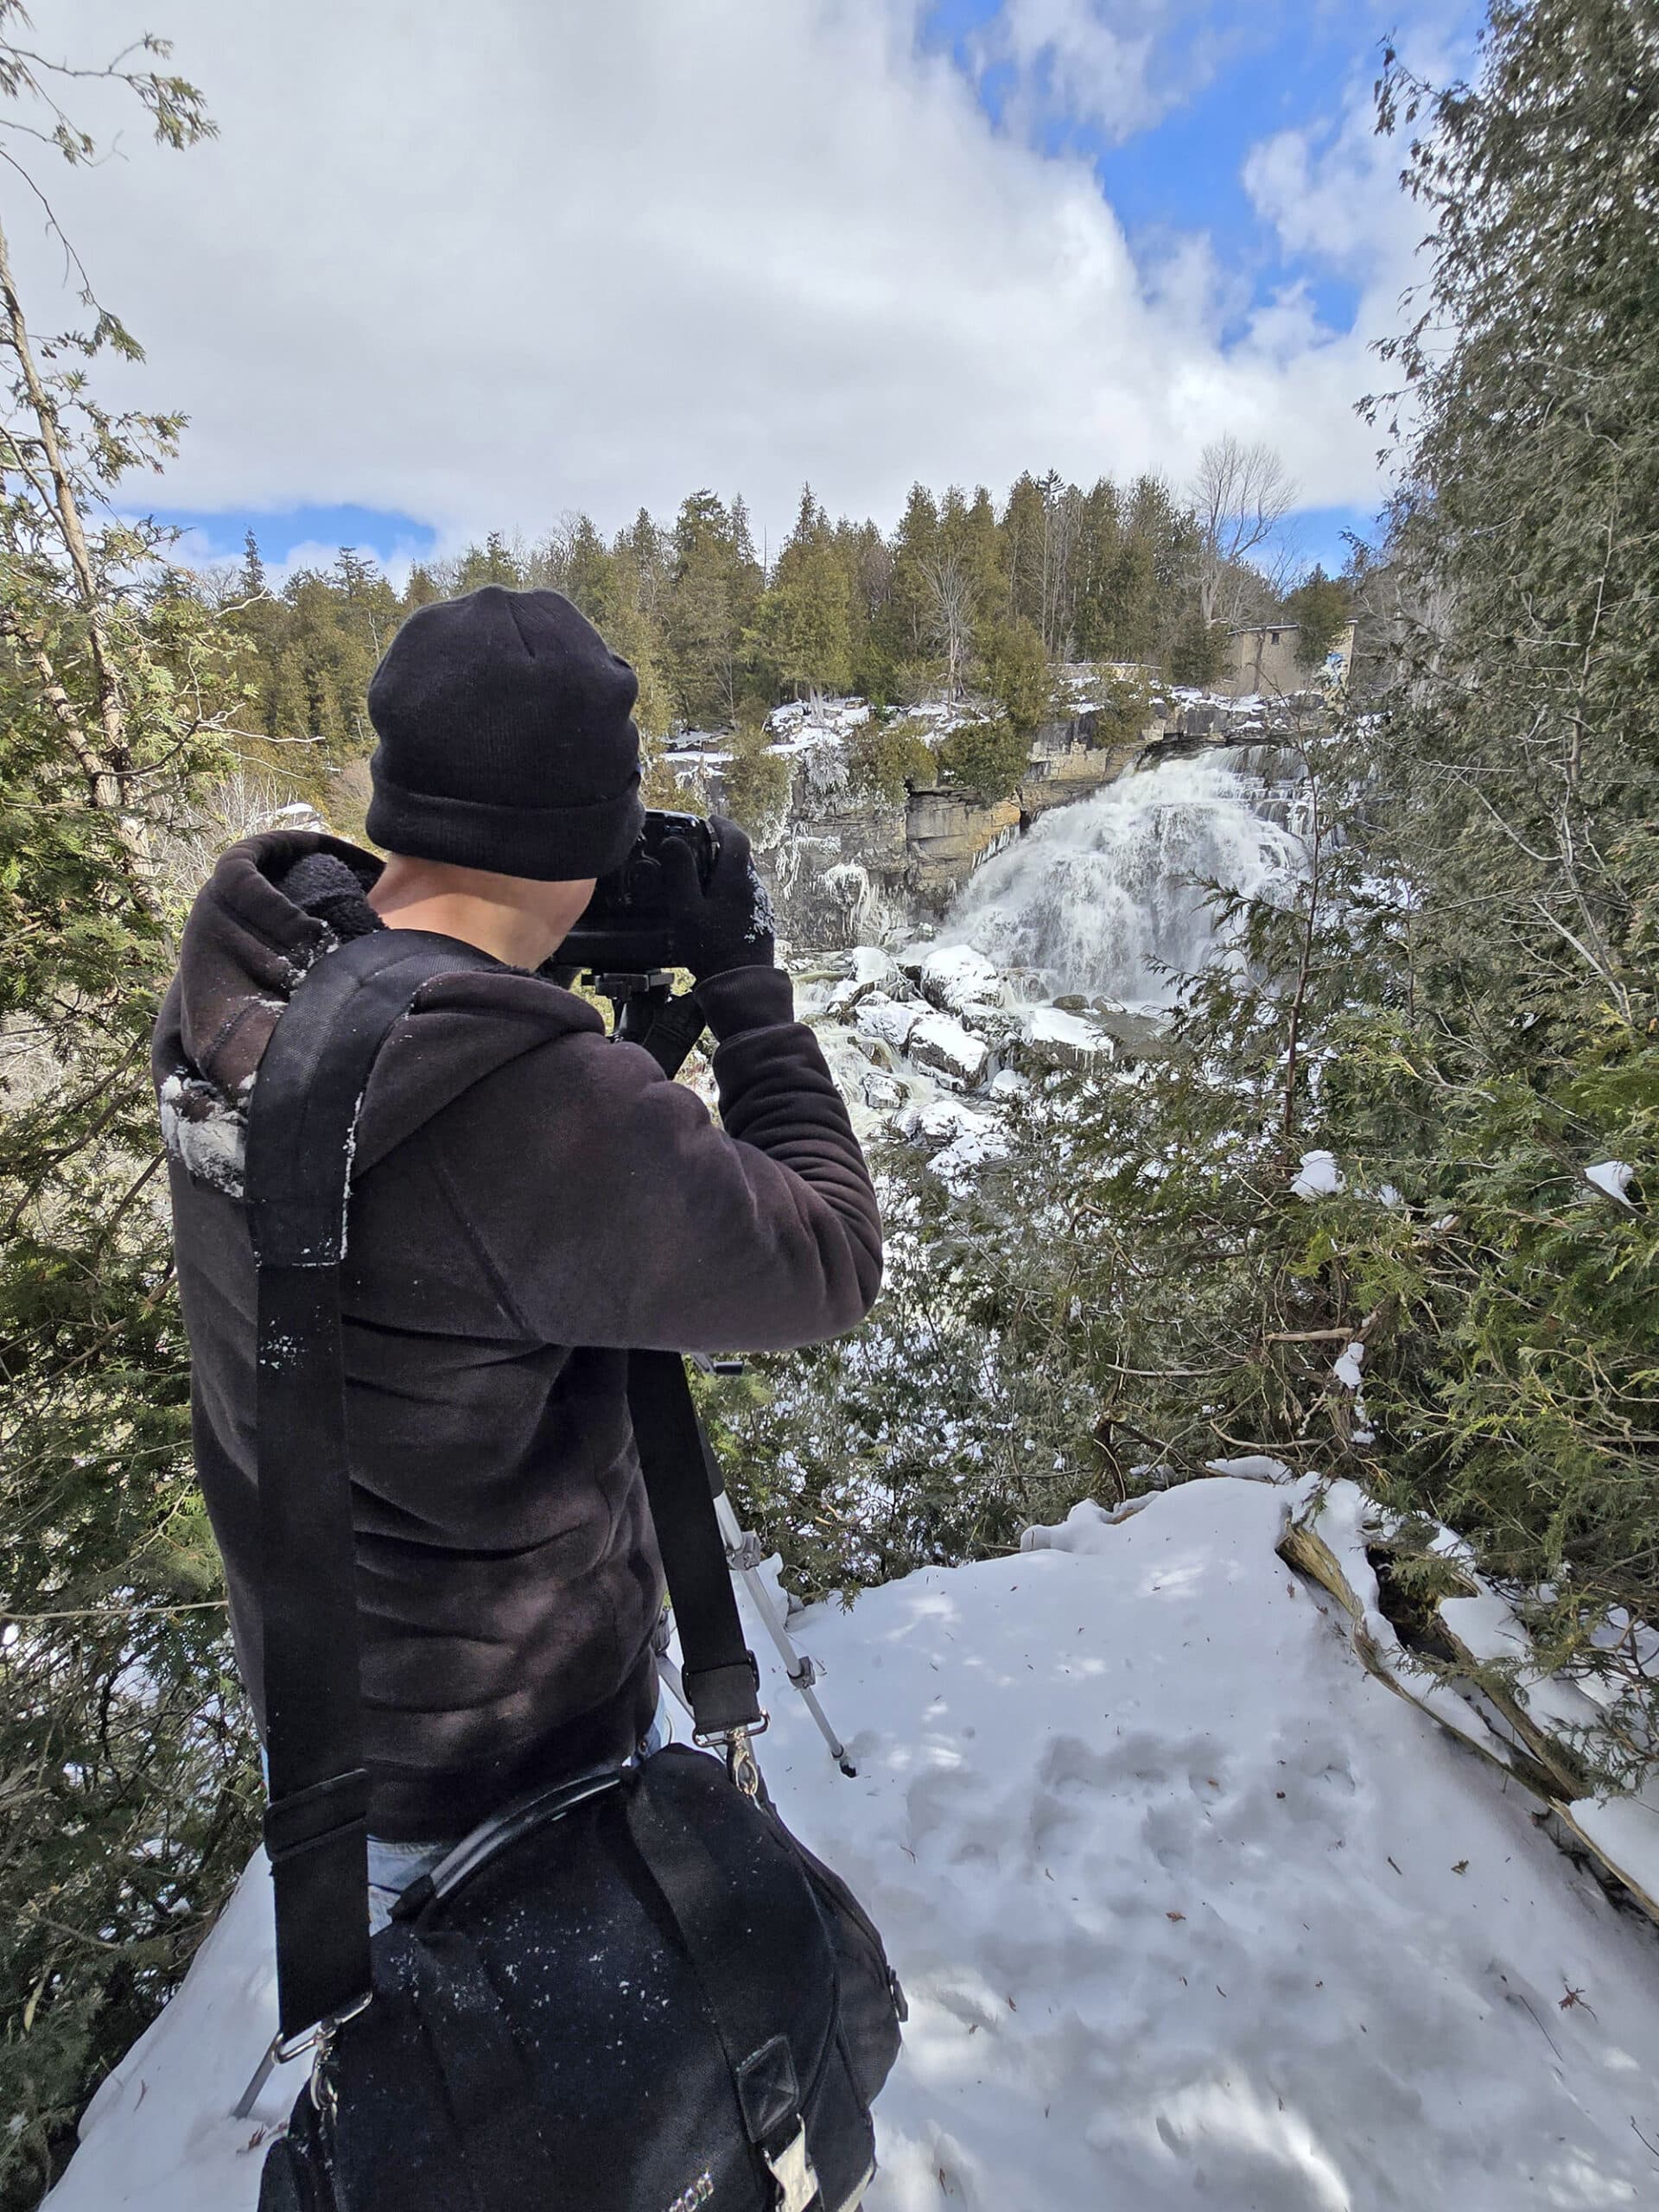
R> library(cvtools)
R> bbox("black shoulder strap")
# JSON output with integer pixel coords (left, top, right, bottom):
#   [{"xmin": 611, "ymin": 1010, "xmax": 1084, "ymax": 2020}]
[
  {"xmin": 627, "ymin": 1351, "xmax": 765, "ymax": 1738},
  {"xmin": 245, "ymin": 929, "xmax": 499, "ymax": 2042}
]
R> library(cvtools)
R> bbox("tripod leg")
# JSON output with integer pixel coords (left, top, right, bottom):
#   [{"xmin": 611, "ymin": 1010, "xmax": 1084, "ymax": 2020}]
[{"xmin": 713, "ymin": 1491, "xmax": 857, "ymax": 1777}]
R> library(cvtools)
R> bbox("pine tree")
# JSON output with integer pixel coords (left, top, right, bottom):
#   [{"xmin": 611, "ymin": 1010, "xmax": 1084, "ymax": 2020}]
[
  {"xmin": 878, "ymin": 482, "xmax": 943, "ymax": 691},
  {"xmin": 664, "ymin": 491, "xmax": 747, "ymax": 724},
  {"xmin": 239, "ymin": 528, "xmax": 266, "ymax": 600}
]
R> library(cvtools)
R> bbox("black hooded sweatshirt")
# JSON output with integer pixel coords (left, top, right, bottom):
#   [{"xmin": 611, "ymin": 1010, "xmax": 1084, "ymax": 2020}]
[{"xmin": 153, "ymin": 832, "xmax": 882, "ymax": 1839}]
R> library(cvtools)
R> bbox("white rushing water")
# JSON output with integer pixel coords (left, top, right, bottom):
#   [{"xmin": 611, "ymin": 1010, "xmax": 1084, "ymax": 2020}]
[{"xmin": 944, "ymin": 748, "xmax": 1304, "ymax": 1008}]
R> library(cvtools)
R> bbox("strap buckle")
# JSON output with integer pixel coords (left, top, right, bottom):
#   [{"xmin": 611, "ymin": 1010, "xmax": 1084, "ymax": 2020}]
[
  {"xmin": 233, "ymin": 1990, "xmax": 372, "ymax": 2122},
  {"xmin": 764, "ymin": 2120, "xmax": 820, "ymax": 2212},
  {"xmin": 272, "ymin": 1987, "xmax": 372, "ymax": 2068},
  {"xmin": 693, "ymin": 1713, "xmax": 770, "ymax": 1797}
]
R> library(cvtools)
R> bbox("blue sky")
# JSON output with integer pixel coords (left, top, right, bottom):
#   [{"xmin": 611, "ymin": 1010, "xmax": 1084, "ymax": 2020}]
[
  {"xmin": 157, "ymin": 505, "xmax": 438, "ymax": 572},
  {"xmin": 110, "ymin": 0, "xmax": 1479, "ymax": 586}
]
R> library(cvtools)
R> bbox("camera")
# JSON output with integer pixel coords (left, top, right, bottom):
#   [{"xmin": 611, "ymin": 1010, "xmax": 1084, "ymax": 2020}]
[{"xmin": 552, "ymin": 810, "xmax": 721, "ymax": 976}]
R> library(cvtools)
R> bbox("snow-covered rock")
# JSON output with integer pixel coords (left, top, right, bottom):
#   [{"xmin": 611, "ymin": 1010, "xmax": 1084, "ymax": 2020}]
[
  {"xmin": 895, "ymin": 1096, "xmax": 995, "ymax": 1148},
  {"xmin": 52, "ymin": 1476, "xmax": 1659, "ymax": 2212},
  {"xmin": 927, "ymin": 1123, "xmax": 1013, "ymax": 1191},
  {"xmin": 861, "ymin": 1071, "xmax": 906, "ymax": 1113},
  {"xmin": 916, "ymin": 944, "xmax": 1005, "ymax": 1022},
  {"xmin": 906, "ymin": 1012, "xmax": 989, "ymax": 1091},
  {"xmin": 854, "ymin": 993, "xmax": 922, "ymax": 1053},
  {"xmin": 826, "ymin": 945, "xmax": 901, "ymax": 1021},
  {"xmin": 1017, "ymin": 1004, "xmax": 1111, "ymax": 1073}
]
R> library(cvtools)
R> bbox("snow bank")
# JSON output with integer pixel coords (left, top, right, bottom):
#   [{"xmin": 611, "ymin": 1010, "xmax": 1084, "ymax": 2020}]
[{"xmin": 48, "ymin": 1477, "xmax": 1659, "ymax": 2212}]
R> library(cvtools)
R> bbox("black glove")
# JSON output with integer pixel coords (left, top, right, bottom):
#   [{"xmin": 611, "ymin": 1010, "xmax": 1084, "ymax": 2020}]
[{"xmin": 660, "ymin": 815, "xmax": 776, "ymax": 982}]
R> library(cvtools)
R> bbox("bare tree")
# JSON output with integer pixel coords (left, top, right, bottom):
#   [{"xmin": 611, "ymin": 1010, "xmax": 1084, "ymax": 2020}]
[
  {"xmin": 1038, "ymin": 470, "xmax": 1082, "ymax": 657},
  {"xmin": 920, "ymin": 547, "xmax": 975, "ymax": 699},
  {"xmin": 1190, "ymin": 437, "xmax": 1299, "ymax": 631}
]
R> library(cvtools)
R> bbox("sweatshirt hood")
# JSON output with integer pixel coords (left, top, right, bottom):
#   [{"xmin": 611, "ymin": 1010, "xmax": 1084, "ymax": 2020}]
[{"xmin": 153, "ymin": 830, "xmax": 603, "ymax": 1195}]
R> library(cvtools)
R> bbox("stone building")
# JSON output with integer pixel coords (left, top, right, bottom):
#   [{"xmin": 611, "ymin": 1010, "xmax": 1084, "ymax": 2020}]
[{"xmin": 1219, "ymin": 620, "xmax": 1356, "ymax": 701}]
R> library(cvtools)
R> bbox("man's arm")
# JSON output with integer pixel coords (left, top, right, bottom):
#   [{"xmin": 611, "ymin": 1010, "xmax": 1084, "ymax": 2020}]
[{"xmin": 425, "ymin": 961, "xmax": 881, "ymax": 1352}]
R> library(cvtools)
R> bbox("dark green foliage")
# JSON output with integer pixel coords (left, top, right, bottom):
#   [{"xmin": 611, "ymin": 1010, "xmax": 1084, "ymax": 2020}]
[
  {"xmin": 1080, "ymin": 667, "xmax": 1154, "ymax": 751},
  {"xmin": 0, "ymin": 26, "xmax": 263, "ymax": 2202},
  {"xmin": 704, "ymin": 1146, "xmax": 1102, "ymax": 1592},
  {"xmin": 844, "ymin": 717, "xmax": 937, "ymax": 805},
  {"xmin": 936, "ymin": 716, "xmax": 1030, "ymax": 803},
  {"xmin": 1168, "ymin": 612, "xmax": 1224, "ymax": 686},
  {"xmin": 1280, "ymin": 566, "xmax": 1351, "ymax": 671},
  {"xmin": 975, "ymin": 618, "xmax": 1051, "ymax": 735},
  {"xmin": 206, "ymin": 461, "xmax": 1244, "ymax": 791},
  {"xmin": 718, "ymin": 711, "xmax": 793, "ymax": 835}
]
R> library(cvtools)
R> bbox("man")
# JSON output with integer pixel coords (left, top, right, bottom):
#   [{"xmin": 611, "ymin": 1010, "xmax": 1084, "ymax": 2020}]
[{"xmin": 155, "ymin": 585, "xmax": 882, "ymax": 1923}]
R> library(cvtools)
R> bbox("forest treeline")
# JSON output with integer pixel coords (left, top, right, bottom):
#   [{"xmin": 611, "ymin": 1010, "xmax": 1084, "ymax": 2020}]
[{"xmin": 218, "ymin": 471, "xmax": 1353, "ymax": 765}]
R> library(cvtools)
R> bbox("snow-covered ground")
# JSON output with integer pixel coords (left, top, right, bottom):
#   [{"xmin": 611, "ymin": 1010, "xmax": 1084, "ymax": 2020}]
[{"xmin": 48, "ymin": 1475, "xmax": 1659, "ymax": 2211}]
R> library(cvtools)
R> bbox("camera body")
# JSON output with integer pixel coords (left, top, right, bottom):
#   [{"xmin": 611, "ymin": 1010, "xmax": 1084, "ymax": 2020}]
[{"xmin": 555, "ymin": 810, "xmax": 720, "ymax": 975}]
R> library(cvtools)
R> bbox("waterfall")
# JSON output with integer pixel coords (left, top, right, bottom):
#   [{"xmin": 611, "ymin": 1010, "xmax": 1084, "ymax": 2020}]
[{"xmin": 944, "ymin": 748, "xmax": 1305, "ymax": 1009}]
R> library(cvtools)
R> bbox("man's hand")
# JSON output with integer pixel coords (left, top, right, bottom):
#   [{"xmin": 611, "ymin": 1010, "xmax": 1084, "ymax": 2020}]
[{"xmin": 660, "ymin": 815, "xmax": 776, "ymax": 982}]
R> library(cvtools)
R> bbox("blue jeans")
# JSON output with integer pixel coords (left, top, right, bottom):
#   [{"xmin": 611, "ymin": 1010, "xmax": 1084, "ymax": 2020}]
[{"xmin": 365, "ymin": 1692, "xmax": 674, "ymax": 1934}]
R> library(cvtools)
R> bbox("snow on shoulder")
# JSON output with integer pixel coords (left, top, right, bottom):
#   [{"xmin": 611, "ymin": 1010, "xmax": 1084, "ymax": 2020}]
[{"xmin": 48, "ymin": 1477, "xmax": 1659, "ymax": 2212}]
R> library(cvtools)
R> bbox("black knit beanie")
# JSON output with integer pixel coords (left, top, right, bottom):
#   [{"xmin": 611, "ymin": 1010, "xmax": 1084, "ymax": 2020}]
[{"xmin": 365, "ymin": 586, "xmax": 645, "ymax": 880}]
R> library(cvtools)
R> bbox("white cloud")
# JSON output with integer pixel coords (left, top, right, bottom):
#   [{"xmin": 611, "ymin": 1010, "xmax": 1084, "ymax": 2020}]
[
  {"xmin": 1242, "ymin": 14, "xmax": 1467, "ymax": 338},
  {"xmin": 962, "ymin": 0, "xmax": 1163, "ymax": 143},
  {"xmin": 16, "ymin": 0, "xmax": 1426, "ymax": 550}
]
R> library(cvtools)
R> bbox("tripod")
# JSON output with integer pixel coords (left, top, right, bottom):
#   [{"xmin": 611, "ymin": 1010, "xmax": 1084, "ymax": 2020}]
[{"xmin": 595, "ymin": 968, "xmax": 856, "ymax": 1779}]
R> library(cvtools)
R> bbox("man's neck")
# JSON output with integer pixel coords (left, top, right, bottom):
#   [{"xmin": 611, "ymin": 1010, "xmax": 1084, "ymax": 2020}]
[
  {"xmin": 367, "ymin": 883, "xmax": 541, "ymax": 969},
  {"xmin": 366, "ymin": 855, "xmax": 596, "ymax": 971}
]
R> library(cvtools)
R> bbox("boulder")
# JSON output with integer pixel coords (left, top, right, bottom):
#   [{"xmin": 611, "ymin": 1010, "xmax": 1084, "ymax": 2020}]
[
  {"xmin": 906, "ymin": 1012, "xmax": 990, "ymax": 1090},
  {"xmin": 825, "ymin": 944, "xmax": 900, "ymax": 1020},
  {"xmin": 917, "ymin": 944, "xmax": 1005, "ymax": 1022},
  {"xmin": 1088, "ymin": 1007, "xmax": 1168, "ymax": 1063},
  {"xmin": 861, "ymin": 1070, "xmax": 906, "ymax": 1113},
  {"xmin": 855, "ymin": 993, "xmax": 922, "ymax": 1053},
  {"xmin": 897, "ymin": 1096, "xmax": 998, "ymax": 1147},
  {"xmin": 1016, "ymin": 1005, "xmax": 1112, "ymax": 1074}
]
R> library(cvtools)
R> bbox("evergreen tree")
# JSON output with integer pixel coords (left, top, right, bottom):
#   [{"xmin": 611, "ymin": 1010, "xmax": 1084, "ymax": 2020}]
[
  {"xmin": 664, "ymin": 490, "xmax": 747, "ymax": 724},
  {"xmin": 758, "ymin": 487, "xmax": 855, "ymax": 697},
  {"xmin": 877, "ymin": 482, "xmax": 943, "ymax": 692},
  {"xmin": 454, "ymin": 529, "xmax": 524, "ymax": 591},
  {"xmin": 239, "ymin": 527, "xmax": 266, "ymax": 600},
  {"xmin": 1281, "ymin": 565, "xmax": 1351, "ymax": 671}
]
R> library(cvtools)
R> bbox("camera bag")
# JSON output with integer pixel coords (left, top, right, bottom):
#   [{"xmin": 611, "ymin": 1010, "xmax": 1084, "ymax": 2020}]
[{"xmin": 242, "ymin": 929, "xmax": 903, "ymax": 2212}]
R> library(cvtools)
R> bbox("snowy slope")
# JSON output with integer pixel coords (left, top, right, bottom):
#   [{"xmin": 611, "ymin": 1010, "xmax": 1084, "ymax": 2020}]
[{"xmin": 48, "ymin": 1478, "xmax": 1659, "ymax": 2211}]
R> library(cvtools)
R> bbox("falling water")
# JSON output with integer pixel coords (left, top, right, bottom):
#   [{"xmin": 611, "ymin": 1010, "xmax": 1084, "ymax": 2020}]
[{"xmin": 944, "ymin": 748, "xmax": 1306, "ymax": 1009}]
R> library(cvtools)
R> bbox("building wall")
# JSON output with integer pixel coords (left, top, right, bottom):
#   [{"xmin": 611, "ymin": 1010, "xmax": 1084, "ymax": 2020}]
[{"xmin": 1219, "ymin": 621, "xmax": 1356, "ymax": 701}]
